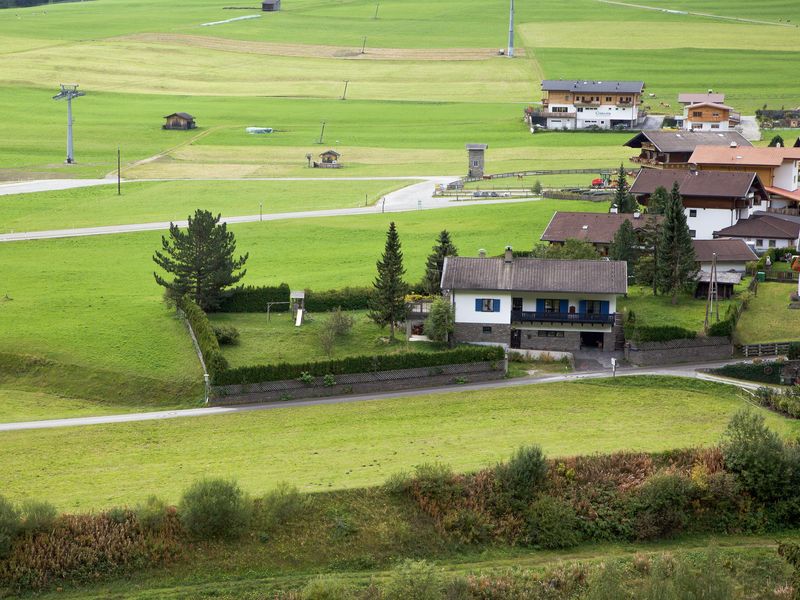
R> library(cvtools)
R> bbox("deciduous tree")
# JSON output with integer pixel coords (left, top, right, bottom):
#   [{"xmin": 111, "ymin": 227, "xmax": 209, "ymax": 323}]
[
  {"xmin": 368, "ymin": 222, "xmax": 408, "ymax": 339},
  {"xmin": 531, "ymin": 239, "xmax": 600, "ymax": 260},
  {"xmin": 153, "ymin": 210, "xmax": 248, "ymax": 311},
  {"xmin": 424, "ymin": 296, "xmax": 455, "ymax": 343}
]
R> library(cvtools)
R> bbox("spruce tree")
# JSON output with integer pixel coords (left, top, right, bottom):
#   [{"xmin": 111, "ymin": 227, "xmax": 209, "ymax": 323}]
[
  {"xmin": 769, "ymin": 134, "xmax": 785, "ymax": 147},
  {"xmin": 153, "ymin": 209, "xmax": 248, "ymax": 311},
  {"xmin": 368, "ymin": 222, "xmax": 408, "ymax": 339},
  {"xmin": 609, "ymin": 219, "xmax": 637, "ymax": 273},
  {"xmin": 613, "ymin": 164, "xmax": 636, "ymax": 213},
  {"xmin": 655, "ymin": 183, "xmax": 697, "ymax": 304},
  {"xmin": 421, "ymin": 230, "xmax": 458, "ymax": 295},
  {"xmin": 648, "ymin": 185, "xmax": 669, "ymax": 215}
]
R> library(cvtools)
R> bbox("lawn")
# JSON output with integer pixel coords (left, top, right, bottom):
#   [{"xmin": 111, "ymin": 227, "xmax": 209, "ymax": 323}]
[
  {"xmin": 209, "ymin": 310, "xmax": 441, "ymax": 367},
  {"xmin": 0, "ymin": 387, "xmax": 142, "ymax": 424},
  {"xmin": 735, "ymin": 282, "xmax": 800, "ymax": 344},
  {"xmin": 0, "ymin": 200, "xmax": 605, "ymax": 416},
  {"xmin": 0, "ymin": 179, "xmax": 415, "ymax": 233},
  {"xmin": 3, "ymin": 376, "xmax": 797, "ymax": 511}
]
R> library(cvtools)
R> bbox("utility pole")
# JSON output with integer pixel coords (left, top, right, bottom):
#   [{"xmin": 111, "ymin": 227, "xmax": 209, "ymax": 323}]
[
  {"xmin": 318, "ymin": 121, "xmax": 326, "ymax": 144},
  {"xmin": 373, "ymin": 3, "xmax": 379, "ymax": 19},
  {"xmin": 507, "ymin": 0, "xmax": 515, "ymax": 58},
  {"xmin": 341, "ymin": 80, "xmax": 349, "ymax": 100},
  {"xmin": 117, "ymin": 147, "xmax": 121, "ymax": 195},
  {"xmin": 361, "ymin": 36, "xmax": 367, "ymax": 54},
  {"xmin": 53, "ymin": 84, "xmax": 85, "ymax": 164},
  {"xmin": 704, "ymin": 252, "xmax": 719, "ymax": 333}
]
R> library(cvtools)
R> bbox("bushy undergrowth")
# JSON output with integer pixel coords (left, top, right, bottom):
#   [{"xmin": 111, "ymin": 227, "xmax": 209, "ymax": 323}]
[
  {"xmin": 213, "ymin": 324, "xmax": 241, "ymax": 346},
  {"xmin": 180, "ymin": 478, "xmax": 251, "ymax": 540},
  {"xmin": 754, "ymin": 386, "xmax": 800, "ymax": 419}
]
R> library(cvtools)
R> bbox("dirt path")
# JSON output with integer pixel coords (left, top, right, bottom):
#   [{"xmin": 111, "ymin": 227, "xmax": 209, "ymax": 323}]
[{"xmin": 115, "ymin": 33, "xmax": 525, "ymax": 60}]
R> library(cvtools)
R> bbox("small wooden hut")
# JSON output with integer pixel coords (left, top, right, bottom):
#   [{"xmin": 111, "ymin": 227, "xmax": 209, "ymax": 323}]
[
  {"xmin": 163, "ymin": 113, "xmax": 196, "ymax": 130},
  {"xmin": 262, "ymin": 0, "xmax": 281, "ymax": 11},
  {"xmin": 314, "ymin": 150, "xmax": 342, "ymax": 169}
]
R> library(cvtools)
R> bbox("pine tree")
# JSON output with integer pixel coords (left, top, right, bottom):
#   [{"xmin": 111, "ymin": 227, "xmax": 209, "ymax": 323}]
[
  {"xmin": 368, "ymin": 222, "xmax": 408, "ymax": 339},
  {"xmin": 153, "ymin": 209, "xmax": 248, "ymax": 311},
  {"xmin": 421, "ymin": 230, "xmax": 458, "ymax": 295},
  {"xmin": 648, "ymin": 185, "xmax": 669, "ymax": 215},
  {"xmin": 609, "ymin": 219, "xmax": 637, "ymax": 273},
  {"xmin": 768, "ymin": 134, "xmax": 785, "ymax": 147},
  {"xmin": 613, "ymin": 164, "xmax": 636, "ymax": 213},
  {"xmin": 655, "ymin": 183, "xmax": 697, "ymax": 304}
]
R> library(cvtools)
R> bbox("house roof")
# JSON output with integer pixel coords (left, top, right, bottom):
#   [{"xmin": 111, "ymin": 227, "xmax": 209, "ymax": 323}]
[
  {"xmin": 679, "ymin": 92, "xmax": 725, "ymax": 104},
  {"xmin": 466, "ymin": 143, "xmax": 488, "ymax": 150},
  {"xmin": 441, "ymin": 256, "xmax": 627, "ymax": 295},
  {"xmin": 540, "ymin": 211, "xmax": 662, "ymax": 245},
  {"xmin": 541, "ymin": 80, "xmax": 644, "ymax": 94},
  {"xmin": 765, "ymin": 186, "xmax": 800, "ymax": 202},
  {"xmin": 692, "ymin": 239, "xmax": 758, "ymax": 263},
  {"xmin": 623, "ymin": 130, "xmax": 751, "ymax": 152},
  {"xmin": 715, "ymin": 214, "xmax": 800, "ymax": 240},
  {"xmin": 689, "ymin": 145, "xmax": 800, "ymax": 167},
  {"xmin": 686, "ymin": 102, "xmax": 735, "ymax": 111},
  {"xmin": 697, "ymin": 271, "xmax": 742, "ymax": 284},
  {"xmin": 164, "ymin": 112, "xmax": 194, "ymax": 120},
  {"xmin": 320, "ymin": 150, "xmax": 340, "ymax": 157},
  {"xmin": 630, "ymin": 169, "xmax": 766, "ymax": 199}
]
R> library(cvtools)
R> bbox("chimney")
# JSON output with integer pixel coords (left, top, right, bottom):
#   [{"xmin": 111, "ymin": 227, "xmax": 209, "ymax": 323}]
[
  {"xmin": 633, "ymin": 210, "xmax": 641, "ymax": 219},
  {"xmin": 609, "ymin": 204, "xmax": 618, "ymax": 214},
  {"xmin": 688, "ymin": 162, "xmax": 698, "ymax": 175},
  {"xmin": 478, "ymin": 248, "xmax": 487, "ymax": 258},
  {"xmin": 730, "ymin": 141, "xmax": 737, "ymax": 148},
  {"xmin": 504, "ymin": 246, "xmax": 513, "ymax": 263}
]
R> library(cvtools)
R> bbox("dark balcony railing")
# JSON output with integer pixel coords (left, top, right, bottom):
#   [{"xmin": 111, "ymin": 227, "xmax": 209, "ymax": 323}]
[{"xmin": 511, "ymin": 310, "xmax": 615, "ymax": 325}]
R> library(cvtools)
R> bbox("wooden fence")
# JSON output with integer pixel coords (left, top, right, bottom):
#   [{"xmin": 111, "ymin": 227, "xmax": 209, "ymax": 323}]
[{"xmin": 740, "ymin": 342, "xmax": 794, "ymax": 358}]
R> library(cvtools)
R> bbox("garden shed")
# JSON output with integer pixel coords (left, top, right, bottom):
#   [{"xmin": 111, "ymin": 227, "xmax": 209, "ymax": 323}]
[{"xmin": 163, "ymin": 113, "xmax": 196, "ymax": 130}]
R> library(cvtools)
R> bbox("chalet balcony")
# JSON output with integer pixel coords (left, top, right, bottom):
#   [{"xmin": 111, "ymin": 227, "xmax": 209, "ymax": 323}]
[
  {"xmin": 511, "ymin": 310, "xmax": 615, "ymax": 326},
  {"xmin": 575, "ymin": 100, "xmax": 601, "ymax": 106},
  {"xmin": 629, "ymin": 155, "xmax": 662, "ymax": 165},
  {"xmin": 527, "ymin": 109, "xmax": 577, "ymax": 119}
]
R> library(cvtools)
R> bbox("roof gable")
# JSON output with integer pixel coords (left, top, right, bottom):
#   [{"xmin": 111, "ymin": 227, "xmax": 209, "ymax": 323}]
[
  {"xmin": 441, "ymin": 257, "xmax": 627, "ymax": 295},
  {"xmin": 623, "ymin": 130, "xmax": 751, "ymax": 152},
  {"xmin": 692, "ymin": 239, "xmax": 758, "ymax": 262},
  {"xmin": 540, "ymin": 211, "xmax": 661, "ymax": 244},
  {"xmin": 715, "ymin": 214, "xmax": 800, "ymax": 239},
  {"xmin": 630, "ymin": 169, "xmax": 765, "ymax": 199},
  {"xmin": 679, "ymin": 92, "xmax": 725, "ymax": 104}
]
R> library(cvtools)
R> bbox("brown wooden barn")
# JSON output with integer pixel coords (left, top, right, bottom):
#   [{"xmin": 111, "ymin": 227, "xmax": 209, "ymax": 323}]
[
  {"xmin": 163, "ymin": 113, "xmax": 196, "ymax": 130},
  {"xmin": 314, "ymin": 150, "xmax": 342, "ymax": 169}
]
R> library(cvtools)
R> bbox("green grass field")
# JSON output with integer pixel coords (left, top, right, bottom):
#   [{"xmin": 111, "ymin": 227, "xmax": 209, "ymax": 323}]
[
  {"xmin": 0, "ymin": 179, "xmax": 414, "ymax": 232},
  {"xmin": 209, "ymin": 310, "xmax": 441, "ymax": 367},
  {"xmin": 0, "ymin": 200, "xmax": 605, "ymax": 416},
  {"xmin": 735, "ymin": 282, "xmax": 800, "ymax": 344},
  {"xmin": 3, "ymin": 376, "xmax": 797, "ymax": 511}
]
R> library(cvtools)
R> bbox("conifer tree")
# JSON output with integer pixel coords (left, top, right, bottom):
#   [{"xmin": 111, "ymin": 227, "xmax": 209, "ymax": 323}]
[
  {"xmin": 368, "ymin": 222, "xmax": 408, "ymax": 339},
  {"xmin": 609, "ymin": 219, "xmax": 637, "ymax": 273},
  {"xmin": 153, "ymin": 209, "xmax": 248, "ymax": 311},
  {"xmin": 768, "ymin": 134, "xmax": 785, "ymax": 147},
  {"xmin": 655, "ymin": 183, "xmax": 697, "ymax": 304},
  {"xmin": 613, "ymin": 164, "xmax": 636, "ymax": 213},
  {"xmin": 421, "ymin": 230, "xmax": 458, "ymax": 295},
  {"xmin": 648, "ymin": 185, "xmax": 669, "ymax": 215}
]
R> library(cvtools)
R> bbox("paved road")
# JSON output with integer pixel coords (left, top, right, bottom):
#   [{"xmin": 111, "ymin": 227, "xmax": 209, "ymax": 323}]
[
  {"xmin": 0, "ymin": 176, "xmax": 540, "ymax": 242},
  {"xmin": 0, "ymin": 360, "xmax": 758, "ymax": 432}
]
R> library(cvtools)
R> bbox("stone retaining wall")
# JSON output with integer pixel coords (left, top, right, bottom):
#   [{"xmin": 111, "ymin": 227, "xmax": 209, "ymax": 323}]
[
  {"xmin": 625, "ymin": 336, "xmax": 732, "ymax": 366},
  {"xmin": 209, "ymin": 359, "xmax": 507, "ymax": 406}
]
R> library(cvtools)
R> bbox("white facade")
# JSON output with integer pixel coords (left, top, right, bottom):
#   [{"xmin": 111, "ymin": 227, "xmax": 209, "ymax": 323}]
[
  {"xmin": 685, "ymin": 207, "xmax": 753, "ymax": 240},
  {"xmin": 682, "ymin": 119, "xmax": 730, "ymax": 132},
  {"xmin": 545, "ymin": 104, "xmax": 637, "ymax": 130},
  {"xmin": 731, "ymin": 237, "xmax": 796, "ymax": 253},
  {"xmin": 698, "ymin": 260, "xmax": 749, "ymax": 274},
  {"xmin": 773, "ymin": 159, "xmax": 800, "ymax": 191}
]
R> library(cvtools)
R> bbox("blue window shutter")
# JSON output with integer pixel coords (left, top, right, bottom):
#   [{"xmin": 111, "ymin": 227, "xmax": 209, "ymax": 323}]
[
  {"xmin": 536, "ymin": 299, "xmax": 545, "ymax": 312},
  {"xmin": 475, "ymin": 298, "xmax": 482, "ymax": 312},
  {"xmin": 600, "ymin": 301, "xmax": 610, "ymax": 314},
  {"xmin": 579, "ymin": 300, "xmax": 587, "ymax": 314},
  {"xmin": 492, "ymin": 299, "xmax": 500, "ymax": 312},
  {"xmin": 559, "ymin": 299, "xmax": 568, "ymax": 313}
]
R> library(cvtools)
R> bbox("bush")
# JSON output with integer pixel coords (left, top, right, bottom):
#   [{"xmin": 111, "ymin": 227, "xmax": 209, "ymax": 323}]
[
  {"xmin": 441, "ymin": 508, "xmax": 491, "ymax": 545},
  {"xmin": 524, "ymin": 495, "xmax": 581, "ymax": 549},
  {"xmin": 384, "ymin": 559, "xmax": 444, "ymax": 600},
  {"xmin": 712, "ymin": 361, "xmax": 782, "ymax": 385},
  {"xmin": 424, "ymin": 297, "xmax": 455, "ymax": 343},
  {"xmin": 301, "ymin": 575, "xmax": 355, "ymax": 600},
  {"xmin": 179, "ymin": 478, "xmax": 251, "ymax": 540},
  {"xmin": 214, "ymin": 345, "xmax": 505, "ymax": 385},
  {"xmin": 722, "ymin": 410, "xmax": 791, "ymax": 501},
  {"xmin": 177, "ymin": 295, "xmax": 229, "ymax": 379},
  {"xmin": 305, "ymin": 287, "xmax": 373, "ymax": 312},
  {"xmin": 670, "ymin": 548, "xmax": 735, "ymax": 600},
  {"xmin": 707, "ymin": 318, "xmax": 734, "ymax": 337},
  {"xmin": 789, "ymin": 342, "xmax": 800, "ymax": 360},
  {"xmin": 135, "ymin": 495, "xmax": 170, "ymax": 533},
  {"xmin": 215, "ymin": 283, "xmax": 290, "ymax": 313},
  {"xmin": 257, "ymin": 483, "xmax": 309, "ymax": 532},
  {"xmin": 630, "ymin": 325, "xmax": 696, "ymax": 343},
  {"xmin": 383, "ymin": 471, "xmax": 412, "ymax": 496},
  {"xmin": 495, "ymin": 445, "xmax": 548, "ymax": 510},
  {"xmin": 633, "ymin": 473, "xmax": 696, "ymax": 540},
  {"xmin": 327, "ymin": 307, "xmax": 355, "ymax": 337},
  {"xmin": 413, "ymin": 463, "xmax": 461, "ymax": 505},
  {"xmin": 212, "ymin": 325, "xmax": 240, "ymax": 346},
  {"xmin": 19, "ymin": 500, "xmax": 57, "ymax": 534},
  {"xmin": 0, "ymin": 495, "xmax": 21, "ymax": 557},
  {"xmin": 754, "ymin": 386, "xmax": 800, "ymax": 419}
]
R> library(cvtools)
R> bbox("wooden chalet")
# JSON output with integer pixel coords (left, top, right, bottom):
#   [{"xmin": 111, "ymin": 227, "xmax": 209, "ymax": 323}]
[
  {"xmin": 624, "ymin": 130, "xmax": 751, "ymax": 168},
  {"xmin": 313, "ymin": 150, "xmax": 342, "ymax": 169},
  {"xmin": 163, "ymin": 112, "xmax": 196, "ymax": 130}
]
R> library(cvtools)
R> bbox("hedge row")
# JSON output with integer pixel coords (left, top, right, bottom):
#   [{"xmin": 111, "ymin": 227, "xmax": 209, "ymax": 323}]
[
  {"xmin": 629, "ymin": 325, "xmax": 697, "ymax": 343},
  {"xmin": 178, "ymin": 296, "xmax": 229, "ymax": 377},
  {"xmin": 711, "ymin": 361, "xmax": 782, "ymax": 385},
  {"xmin": 212, "ymin": 285, "xmax": 373, "ymax": 313},
  {"xmin": 214, "ymin": 284, "xmax": 290, "ymax": 313},
  {"xmin": 213, "ymin": 345, "xmax": 505, "ymax": 386}
]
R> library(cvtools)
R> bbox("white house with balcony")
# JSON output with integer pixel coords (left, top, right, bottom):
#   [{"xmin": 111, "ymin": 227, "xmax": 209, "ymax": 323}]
[
  {"xmin": 525, "ymin": 80, "xmax": 645, "ymax": 131},
  {"xmin": 440, "ymin": 249, "xmax": 627, "ymax": 353}
]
